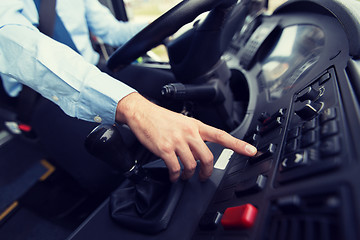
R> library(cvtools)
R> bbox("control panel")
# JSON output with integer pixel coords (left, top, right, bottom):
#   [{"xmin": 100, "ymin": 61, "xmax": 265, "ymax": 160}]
[
  {"xmin": 191, "ymin": 7, "xmax": 360, "ymax": 239},
  {"xmin": 277, "ymin": 69, "xmax": 344, "ymax": 184},
  {"xmin": 193, "ymin": 67, "xmax": 357, "ymax": 239},
  {"xmin": 68, "ymin": 1, "xmax": 360, "ymax": 240}
]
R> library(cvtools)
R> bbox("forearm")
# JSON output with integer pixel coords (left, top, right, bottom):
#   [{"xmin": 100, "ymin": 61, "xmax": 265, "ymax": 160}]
[{"xmin": 0, "ymin": 24, "xmax": 136, "ymax": 124}]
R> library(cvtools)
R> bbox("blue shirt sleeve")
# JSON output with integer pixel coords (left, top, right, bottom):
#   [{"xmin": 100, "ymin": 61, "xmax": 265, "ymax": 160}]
[{"xmin": 0, "ymin": 1, "xmax": 137, "ymax": 124}]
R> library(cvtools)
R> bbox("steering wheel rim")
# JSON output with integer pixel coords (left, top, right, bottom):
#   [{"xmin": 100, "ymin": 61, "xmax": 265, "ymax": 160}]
[{"xmin": 107, "ymin": 0, "xmax": 234, "ymax": 71}]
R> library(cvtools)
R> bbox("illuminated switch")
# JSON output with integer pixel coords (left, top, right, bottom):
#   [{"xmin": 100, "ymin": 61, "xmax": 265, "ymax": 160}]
[{"xmin": 221, "ymin": 204, "xmax": 258, "ymax": 229}]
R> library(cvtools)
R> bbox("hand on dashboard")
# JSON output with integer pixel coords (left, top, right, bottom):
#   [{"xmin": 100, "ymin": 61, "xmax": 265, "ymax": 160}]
[{"xmin": 116, "ymin": 92, "xmax": 257, "ymax": 182}]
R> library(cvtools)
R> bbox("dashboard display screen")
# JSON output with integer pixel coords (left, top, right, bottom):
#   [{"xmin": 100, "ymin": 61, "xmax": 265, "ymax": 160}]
[{"xmin": 260, "ymin": 25, "xmax": 325, "ymax": 101}]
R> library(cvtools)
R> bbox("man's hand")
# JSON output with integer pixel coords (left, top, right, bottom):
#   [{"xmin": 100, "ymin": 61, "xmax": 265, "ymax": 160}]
[{"xmin": 116, "ymin": 92, "xmax": 257, "ymax": 182}]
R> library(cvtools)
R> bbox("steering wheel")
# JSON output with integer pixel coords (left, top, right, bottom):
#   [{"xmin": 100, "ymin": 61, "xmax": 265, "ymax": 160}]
[{"xmin": 106, "ymin": 0, "xmax": 236, "ymax": 71}]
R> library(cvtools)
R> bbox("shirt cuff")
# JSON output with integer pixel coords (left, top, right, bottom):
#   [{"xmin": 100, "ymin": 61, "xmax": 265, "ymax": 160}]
[{"xmin": 76, "ymin": 68, "xmax": 137, "ymax": 124}]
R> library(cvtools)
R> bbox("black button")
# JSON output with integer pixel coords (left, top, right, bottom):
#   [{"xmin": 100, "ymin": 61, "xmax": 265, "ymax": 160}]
[
  {"xmin": 246, "ymin": 133, "xmax": 259, "ymax": 145},
  {"xmin": 258, "ymin": 112, "xmax": 270, "ymax": 123},
  {"xmin": 320, "ymin": 120, "xmax": 339, "ymax": 139},
  {"xmin": 320, "ymin": 107, "xmax": 337, "ymax": 124},
  {"xmin": 297, "ymin": 86, "xmax": 320, "ymax": 102},
  {"xmin": 277, "ymin": 195, "xmax": 301, "ymax": 210},
  {"xmin": 251, "ymin": 143, "xmax": 276, "ymax": 163},
  {"xmin": 302, "ymin": 118, "xmax": 318, "ymax": 133},
  {"xmin": 319, "ymin": 72, "xmax": 331, "ymax": 85},
  {"xmin": 278, "ymin": 157, "xmax": 340, "ymax": 183},
  {"xmin": 262, "ymin": 108, "xmax": 286, "ymax": 126},
  {"xmin": 285, "ymin": 138, "xmax": 299, "ymax": 154},
  {"xmin": 199, "ymin": 211, "xmax": 222, "ymax": 230},
  {"xmin": 294, "ymin": 100, "xmax": 324, "ymax": 120},
  {"xmin": 320, "ymin": 136, "xmax": 341, "ymax": 157},
  {"xmin": 287, "ymin": 127, "xmax": 300, "ymax": 140},
  {"xmin": 234, "ymin": 174, "xmax": 267, "ymax": 196},
  {"xmin": 280, "ymin": 150, "xmax": 310, "ymax": 172},
  {"xmin": 258, "ymin": 117, "xmax": 283, "ymax": 136},
  {"xmin": 301, "ymin": 130, "xmax": 317, "ymax": 148}
]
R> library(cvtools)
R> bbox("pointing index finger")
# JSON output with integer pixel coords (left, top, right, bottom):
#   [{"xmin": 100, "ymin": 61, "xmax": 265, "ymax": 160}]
[{"xmin": 198, "ymin": 123, "xmax": 257, "ymax": 157}]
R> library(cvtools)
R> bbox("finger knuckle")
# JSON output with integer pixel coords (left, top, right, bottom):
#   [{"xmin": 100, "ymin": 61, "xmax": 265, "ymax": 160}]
[
  {"xmin": 172, "ymin": 132, "xmax": 184, "ymax": 145},
  {"xmin": 215, "ymin": 130, "xmax": 227, "ymax": 142},
  {"xmin": 187, "ymin": 161, "xmax": 197, "ymax": 171},
  {"xmin": 181, "ymin": 125, "xmax": 195, "ymax": 137},
  {"xmin": 202, "ymin": 154, "xmax": 214, "ymax": 166},
  {"xmin": 169, "ymin": 165, "xmax": 181, "ymax": 175},
  {"xmin": 159, "ymin": 141, "xmax": 173, "ymax": 155}
]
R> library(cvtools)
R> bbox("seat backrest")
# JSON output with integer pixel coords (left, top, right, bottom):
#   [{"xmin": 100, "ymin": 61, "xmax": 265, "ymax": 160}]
[{"xmin": 0, "ymin": 77, "xmax": 18, "ymax": 112}]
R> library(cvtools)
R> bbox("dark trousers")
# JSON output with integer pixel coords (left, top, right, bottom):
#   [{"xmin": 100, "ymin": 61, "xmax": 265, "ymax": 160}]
[{"xmin": 31, "ymin": 64, "xmax": 176, "ymax": 193}]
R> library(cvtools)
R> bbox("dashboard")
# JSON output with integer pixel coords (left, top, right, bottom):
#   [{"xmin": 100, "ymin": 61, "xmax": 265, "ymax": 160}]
[
  {"xmin": 68, "ymin": 1, "xmax": 360, "ymax": 239},
  {"xmin": 193, "ymin": 8, "xmax": 360, "ymax": 239}
]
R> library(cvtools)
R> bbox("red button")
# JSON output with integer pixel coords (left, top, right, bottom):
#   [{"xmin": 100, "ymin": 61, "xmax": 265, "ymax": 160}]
[
  {"xmin": 221, "ymin": 204, "xmax": 258, "ymax": 229},
  {"xmin": 18, "ymin": 124, "xmax": 32, "ymax": 132}
]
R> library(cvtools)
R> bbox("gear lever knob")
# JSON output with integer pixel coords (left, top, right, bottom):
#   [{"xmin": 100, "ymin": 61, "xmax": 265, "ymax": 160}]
[{"xmin": 85, "ymin": 124, "xmax": 135, "ymax": 174}]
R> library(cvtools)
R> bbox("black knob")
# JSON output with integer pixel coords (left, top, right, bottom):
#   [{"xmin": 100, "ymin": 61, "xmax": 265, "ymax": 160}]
[
  {"xmin": 297, "ymin": 86, "xmax": 320, "ymax": 102},
  {"xmin": 85, "ymin": 124, "xmax": 135, "ymax": 173},
  {"xmin": 294, "ymin": 100, "xmax": 324, "ymax": 120}
]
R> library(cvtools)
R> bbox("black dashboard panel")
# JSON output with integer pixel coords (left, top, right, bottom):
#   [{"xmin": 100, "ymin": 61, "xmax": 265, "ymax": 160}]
[
  {"xmin": 192, "ymin": 8, "xmax": 360, "ymax": 240},
  {"xmin": 68, "ymin": 1, "xmax": 360, "ymax": 240}
]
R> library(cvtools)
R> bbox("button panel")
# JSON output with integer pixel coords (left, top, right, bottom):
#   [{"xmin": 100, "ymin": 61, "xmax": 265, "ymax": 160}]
[
  {"xmin": 277, "ymin": 68, "xmax": 345, "ymax": 183},
  {"xmin": 195, "ymin": 67, "xmax": 353, "ymax": 239}
]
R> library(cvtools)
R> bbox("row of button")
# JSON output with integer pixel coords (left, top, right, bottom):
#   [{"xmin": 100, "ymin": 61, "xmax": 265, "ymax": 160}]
[
  {"xmin": 242, "ymin": 108, "xmax": 286, "ymax": 145},
  {"xmin": 293, "ymin": 72, "xmax": 329, "ymax": 120},
  {"xmin": 197, "ymin": 71, "xmax": 334, "ymax": 233},
  {"xmin": 276, "ymin": 69, "xmax": 345, "ymax": 183},
  {"xmin": 280, "ymin": 107, "xmax": 341, "ymax": 172},
  {"xmin": 196, "ymin": 106, "xmax": 282, "ymax": 231},
  {"xmin": 243, "ymin": 108, "xmax": 286, "ymax": 165}
]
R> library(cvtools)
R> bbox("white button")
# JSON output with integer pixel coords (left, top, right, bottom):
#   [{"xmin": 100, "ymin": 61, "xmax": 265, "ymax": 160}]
[
  {"xmin": 52, "ymin": 95, "xmax": 59, "ymax": 102},
  {"xmin": 94, "ymin": 116, "xmax": 102, "ymax": 123}
]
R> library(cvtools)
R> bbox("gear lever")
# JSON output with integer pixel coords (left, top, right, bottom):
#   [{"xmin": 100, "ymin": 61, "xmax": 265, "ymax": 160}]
[
  {"xmin": 85, "ymin": 124, "xmax": 184, "ymax": 234},
  {"xmin": 85, "ymin": 124, "xmax": 135, "ymax": 173}
]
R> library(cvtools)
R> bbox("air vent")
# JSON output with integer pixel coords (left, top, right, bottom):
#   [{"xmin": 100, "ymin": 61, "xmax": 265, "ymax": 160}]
[
  {"xmin": 264, "ymin": 190, "xmax": 350, "ymax": 240},
  {"xmin": 267, "ymin": 214, "xmax": 340, "ymax": 240}
]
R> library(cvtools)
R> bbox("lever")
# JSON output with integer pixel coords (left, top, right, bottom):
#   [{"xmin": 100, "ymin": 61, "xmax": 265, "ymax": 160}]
[
  {"xmin": 85, "ymin": 124, "xmax": 184, "ymax": 234},
  {"xmin": 84, "ymin": 124, "xmax": 135, "ymax": 174},
  {"xmin": 294, "ymin": 100, "xmax": 324, "ymax": 120},
  {"xmin": 161, "ymin": 82, "xmax": 225, "ymax": 102}
]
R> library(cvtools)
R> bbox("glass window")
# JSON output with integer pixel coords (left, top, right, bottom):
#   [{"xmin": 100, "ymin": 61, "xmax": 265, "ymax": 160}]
[
  {"xmin": 123, "ymin": 0, "xmax": 289, "ymax": 60},
  {"xmin": 124, "ymin": 0, "xmax": 182, "ymax": 61}
]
